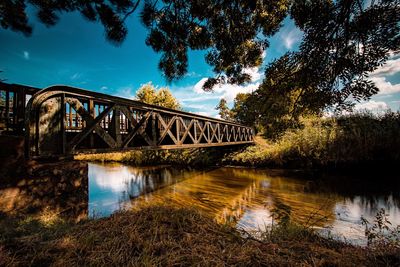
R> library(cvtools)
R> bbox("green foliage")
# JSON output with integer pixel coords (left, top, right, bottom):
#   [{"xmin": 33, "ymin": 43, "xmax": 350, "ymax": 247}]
[
  {"xmin": 361, "ymin": 208, "xmax": 400, "ymax": 251},
  {"xmin": 231, "ymin": 93, "xmax": 257, "ymax": 126},
  {"xmin": 2, "ymin": 1, "xmax": 399, "ymax": 134},
  {"xmin": 0, "ymin": 0, "xmax": 141, "ymax": 44},
  {"xmin": 135, "ymin": 83, "xmax": 181, "ymax": 110},
  {"xmin": 141, "ymin": 0, "xmax": 289, "ymax": 87},
  {"xmin": 75, "ymin": 147, "xmax": 229, "ymax": 168},
  {"xmin": 215, "ymin": 98, "xmax": 232, "ymax": 121},
  {"xmin": 228, "ymin": 0, "xmax": 399, "ymax": 136},
  {"xmin": 155, "ymin": 87, "xmax": 181, "ymax": 110},
  {"xmin": 225, "ymin": 111, "xmax": 400, "ymax": 168},
  {"xmin": 3, "ymin": 1, "xmax": 398, "ymax": 114},
  {"xmin": 289, "ymin": 0, "xmax": 399, "ymax": 110}
]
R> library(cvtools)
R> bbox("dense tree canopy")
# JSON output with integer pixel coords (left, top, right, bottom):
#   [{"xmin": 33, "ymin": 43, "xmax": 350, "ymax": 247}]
[
  {"xmin": 288, "ymin": 0, "xmax": 399, "ymax": 110},
  {"xmin": 1, "ymin": 0, "xmax": 400, "ymax": 136},
  {"xmin": 141, "ymin": 0, "xmax": 288, "ymax": 89},
  {"xmin": 135, "ymin": 83, "xmax": 181, "ymax": 110},
  {"xmin": 0, "ymin": 0, "xmax": 140, "ymax": 44},
  {"xmin": 229, "ymin": 0, "xmax": 400, "ymax": 137}
]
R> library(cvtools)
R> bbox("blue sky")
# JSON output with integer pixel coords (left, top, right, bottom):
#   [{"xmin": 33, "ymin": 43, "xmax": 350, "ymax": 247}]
[{"xmin": 1, "ymin": 8, "xmax": 399, "ymax": 117}]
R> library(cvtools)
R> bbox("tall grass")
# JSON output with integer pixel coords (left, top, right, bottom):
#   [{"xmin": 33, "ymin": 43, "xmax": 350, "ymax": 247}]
[
  {"xmin": 224, "ymin": 111, "xmax": 400, "ymax": 169},
  {"xmin": 1, "ymin": 204, "xmax": 398, "ymax": 266}
]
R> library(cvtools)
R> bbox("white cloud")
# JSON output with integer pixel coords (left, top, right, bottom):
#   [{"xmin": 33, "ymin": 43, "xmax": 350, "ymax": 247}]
[
  {"xmin": 370, "ymin": 76, "xmax": 400, "ymax": 95},
  {"xmin": 214, "ymin": 82, "xmax": 259, "ymax": 102},
  {"xmin": 116, "ymin": 86, "xmax": 135, "ymax": 99},
  {"xmin": 243, "ymin": 67, "xmax": 263, "ymax": 82},
  {"xmin": 100, "ymin": 86, "xmax": 108, "ymax": 90},
  {"xmin": 70, "ymin": 73, "xmax": 81, "ymax": 80},
  {"xmin": 183, "ymin": 104, "xmax": 210, "ymax": 110},
  {"xmin": 368, "ymin": 56, "xmax": 400, "ymax": 95},
  {"xmin": 180, "ymin": 95, "xmax": 221, "ymax": 103},
  {"xmin": 23, "ymin": 51, "xmax": 29, "ymax": 60},
  {"xmin": 174, "ymin": 64, "xmax": 264, "ymax": 119},
  {"xmin": 261, "ymin": 50, "xmax": 267, "ymax": 59},
  {"xmin": 192, "ymin": 78, "xmax": 259, "ymax": 102},
  {"xmin": 279, "ymin": 27, "xmax": 302, "ymax": 49},
  {"xmin": 354, "ymin": 100, "xmax": 389, "ymax": 112},
  {"xmin": 370, "ymin": 57, "xmax": 400, "ymax": 77},
  {"xmin": 193, "ymin": 78, "xmax": 211, "ymax": 94},
  {"xmin": 194, "ymin": 111, "xmax": 214, "ymax": 117}
]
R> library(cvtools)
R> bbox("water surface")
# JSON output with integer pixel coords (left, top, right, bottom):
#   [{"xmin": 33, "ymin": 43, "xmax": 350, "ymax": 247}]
[
  {"xmin": 1, "ymin": 162, "xmax": 399, "ymax": 246},
  {"xmin": 88, "ymin": 163, "xmax": 400, "ymax": 245}
]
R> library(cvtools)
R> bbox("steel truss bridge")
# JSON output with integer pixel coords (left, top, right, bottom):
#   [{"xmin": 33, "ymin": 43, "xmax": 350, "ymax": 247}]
[{"xmin": 0, "ymin": 82, "xmax": 254, "ymax": 159}]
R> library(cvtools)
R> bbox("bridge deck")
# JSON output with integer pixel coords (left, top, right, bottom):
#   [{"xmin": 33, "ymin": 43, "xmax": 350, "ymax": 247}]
[{"xmin": 0, "ymin": 84, "xmax": 254, "ymax": 158}]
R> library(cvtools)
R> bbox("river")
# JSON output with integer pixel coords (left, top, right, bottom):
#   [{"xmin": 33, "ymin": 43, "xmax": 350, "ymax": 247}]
[{"xmin": 1, "ymin": 162, "xmax": 399, "ymax": 246}]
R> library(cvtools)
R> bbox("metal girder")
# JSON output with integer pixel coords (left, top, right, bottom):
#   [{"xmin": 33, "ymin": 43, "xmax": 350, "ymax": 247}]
[{"xmin": 23, "ymin": 85, "xmax": 254, "ymax": 158}]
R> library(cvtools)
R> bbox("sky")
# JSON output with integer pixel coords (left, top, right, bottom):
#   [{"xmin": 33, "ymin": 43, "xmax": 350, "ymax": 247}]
[{"xmin": 1, "ymin": 7, "xmax": 399, "ymax": 118}]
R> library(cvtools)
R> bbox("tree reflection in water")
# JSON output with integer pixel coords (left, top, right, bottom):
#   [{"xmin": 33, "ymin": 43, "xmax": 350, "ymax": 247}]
[
  {"xmin": 1, "ymin": 161, "xmax": 399, "ymax": 245},
  {"xmin": 89, "ymin": 165, "xmax": 398, "ymax": 244}
]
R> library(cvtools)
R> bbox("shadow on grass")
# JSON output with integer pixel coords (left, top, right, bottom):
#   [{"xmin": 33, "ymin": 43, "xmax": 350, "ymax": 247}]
[{"xmin": 1, "ymin": 204, "xmax": 399, "ymax": 266}]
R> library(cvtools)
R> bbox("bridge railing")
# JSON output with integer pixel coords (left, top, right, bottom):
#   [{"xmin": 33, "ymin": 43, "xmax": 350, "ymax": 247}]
[
  {"xmin": 25, "ymin": 85, "xmax": 254, "ymax": 158},
  {"xmin": 0, "ymin": 82, "xmax": 39, "ymax": 134}
]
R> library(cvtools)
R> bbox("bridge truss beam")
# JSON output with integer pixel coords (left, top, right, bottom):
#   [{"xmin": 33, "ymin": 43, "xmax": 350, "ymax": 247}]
[{"xmin": 25, "ymin": 86, "xmax": 254, "ymax": 158}]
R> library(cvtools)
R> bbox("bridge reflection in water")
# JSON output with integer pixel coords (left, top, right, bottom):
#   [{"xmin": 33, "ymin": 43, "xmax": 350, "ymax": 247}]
[{"xmin": 1, "ymin": 162, "xmax": 399, "ymax": 245}]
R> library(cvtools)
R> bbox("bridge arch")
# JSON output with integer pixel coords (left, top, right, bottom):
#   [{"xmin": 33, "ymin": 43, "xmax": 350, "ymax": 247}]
[{"xmin": 25, "ymin": 85, "xmax": 254, "ymax": 159}]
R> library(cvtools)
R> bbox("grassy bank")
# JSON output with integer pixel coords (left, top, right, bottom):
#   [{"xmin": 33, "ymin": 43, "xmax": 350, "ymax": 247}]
[
  {"xmin": 74, "ymin": 147, "xmax": 233, "ymax": 168},
  {"xmin": 224, "ymin": 112, "xmax": 400, "ymax": 169},
  {"xmin": 75, "ymin": 112, "xmax": 400, "ymax": 171},
  {"xmin": 1, "ymin": 204, "xmax": 399, "ymax": 266}
]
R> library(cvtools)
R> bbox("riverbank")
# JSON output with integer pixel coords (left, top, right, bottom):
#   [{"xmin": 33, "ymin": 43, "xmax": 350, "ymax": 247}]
[
  {"xmin": 225, "ymin": 112, "xmax": 400, "ymax": 170},
  {"xmin": 1, "ymin": 204, "xmax": 399, "ymax": 266},
  {"xmin": 74, "ymin": 112, "xmax": 400, "ymax": 173}
]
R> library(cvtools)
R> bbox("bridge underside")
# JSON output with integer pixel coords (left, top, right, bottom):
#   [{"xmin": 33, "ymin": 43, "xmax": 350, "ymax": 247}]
[{"xmin": 23, "ymin": 85, "xmax": 254, "ymax": 159}]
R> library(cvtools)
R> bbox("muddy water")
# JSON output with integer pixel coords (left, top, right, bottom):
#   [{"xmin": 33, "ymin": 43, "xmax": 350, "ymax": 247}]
[
  {"xmin": 1, "ymin": 162, "xmax": 399, "ymax": 245},
  {"xmin": 87, "ymin": 163, "xmax": 400, "ymax": 245}
]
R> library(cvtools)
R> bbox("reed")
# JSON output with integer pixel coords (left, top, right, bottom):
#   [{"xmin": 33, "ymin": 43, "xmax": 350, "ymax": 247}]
[{"xmin": 224, "ymin": 111, "xmax": 400, "ymax": 169}]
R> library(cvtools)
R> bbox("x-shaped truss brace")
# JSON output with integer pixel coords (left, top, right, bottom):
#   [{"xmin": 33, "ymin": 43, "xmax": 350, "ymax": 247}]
[{"xmin": 66, "ymin": 98, "xmax": 117, "ymax": 150}]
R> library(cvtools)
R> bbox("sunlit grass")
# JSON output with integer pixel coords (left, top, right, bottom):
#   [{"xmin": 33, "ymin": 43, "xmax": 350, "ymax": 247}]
[
  {"xmin": 225, "ymin": 111, "xmax": 400, "ymax": 168},
  {"xmin": 1, "ymin": 204, "xmax": 398, "ymax": 266},
  {"xmin": 74, "ymin": 147, "xmax": 231, "ymax": 167}
]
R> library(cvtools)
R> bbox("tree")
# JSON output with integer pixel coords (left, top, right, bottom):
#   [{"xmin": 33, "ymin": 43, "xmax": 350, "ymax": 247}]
[
  {"xmin": 215, "ymin": 99, "xmax": 231, "ymax": 121},
  {"xmin": 0, "ymin": 0, "xmax": 140, "ymax": 44},
  {"xmin": 135, "ymin": 83, "xmax": 181, "ymax": 110},
  {"xmin": 286, "ymin": 0, "xmax": 400, "ymax": 111},
  {"xmin": 135, "ymin": 83, "xmax": 157, "ymax": 104},
  {"xmin": 2, "ymin": 0, "xmax": 399, "ymax": 119},
  {"xmin": 1, "ymin": 0, "xmax": 289, "ymax": 89},
  {"xmin": 235, "ymin": 0, "xmax": 400, "ymax": 137},
  {"xmin": 141, "ymin": 0, "xmax": 289, "ymax": 89},
  {"xmin": 231, "ymin": 93, "xmax": 257, "ymax": 126},
  {"xmin": 154, "ymin": 87, "xmax": 181, "ymax": 110}
]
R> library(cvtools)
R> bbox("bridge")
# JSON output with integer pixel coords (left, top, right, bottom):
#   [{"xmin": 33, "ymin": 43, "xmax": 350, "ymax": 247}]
[{"xmin": 0, "ymin": 82, "xmax": 254, "ymax": 159}]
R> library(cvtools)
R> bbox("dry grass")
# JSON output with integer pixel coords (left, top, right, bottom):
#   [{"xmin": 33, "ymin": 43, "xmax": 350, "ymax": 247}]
[
  {"xmin": 224, "ymin": 112, "xmax": 400, "ymax": 169},
  {"xmin": 1, "ymin": 205, "xmax": 398, "ymax": 266},
  {"xmin": 74, "ymin": 147, "xmax": 233, "ymax": 168}
]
